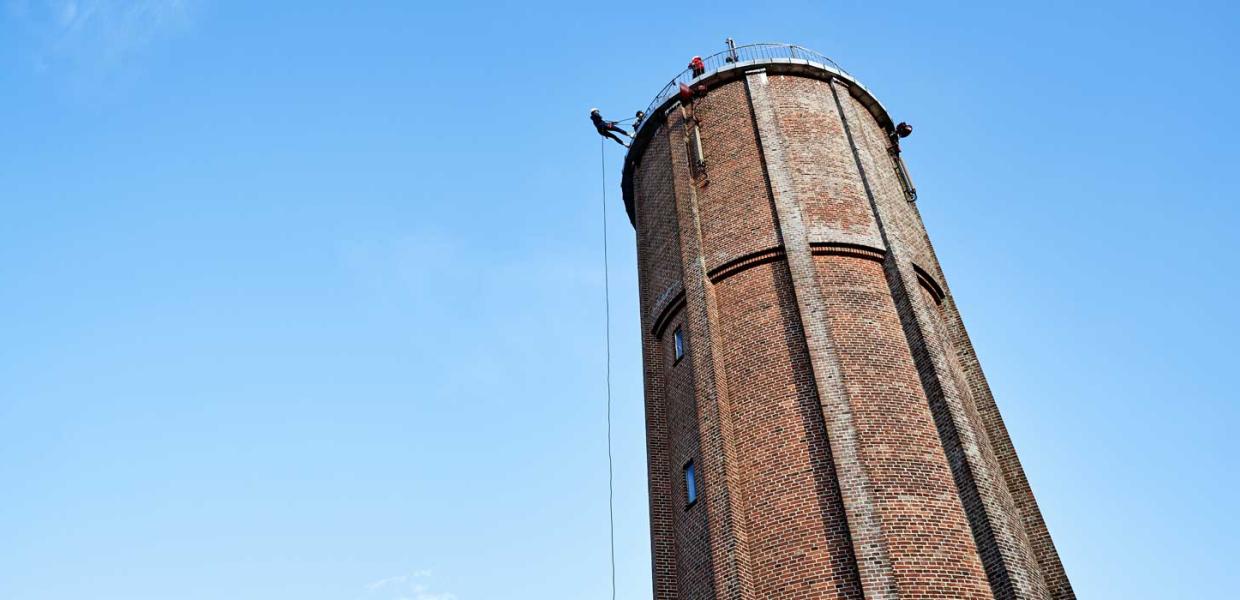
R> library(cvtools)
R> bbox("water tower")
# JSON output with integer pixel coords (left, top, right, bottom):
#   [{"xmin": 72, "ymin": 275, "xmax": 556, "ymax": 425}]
[{"xmin": 620, "ymin": 42, "xmax": 1073, "ymax": 600}]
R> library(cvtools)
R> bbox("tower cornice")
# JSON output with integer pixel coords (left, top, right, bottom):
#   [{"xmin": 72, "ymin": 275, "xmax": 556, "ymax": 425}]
[{"xmin": 621, "ymin": 44, "xmax": 893, "ymax": 226}]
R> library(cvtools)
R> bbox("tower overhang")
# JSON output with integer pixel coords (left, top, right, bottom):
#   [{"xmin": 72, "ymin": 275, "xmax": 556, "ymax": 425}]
[{"xmin": 621, "ymin": 52, "xmax": 894, "ymax": 226}]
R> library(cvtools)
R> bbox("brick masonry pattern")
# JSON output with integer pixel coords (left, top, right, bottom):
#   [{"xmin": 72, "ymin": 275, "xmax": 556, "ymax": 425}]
[{"xmin": 629, "ymin": 65, "xmax": 1074, "ymax": 600}]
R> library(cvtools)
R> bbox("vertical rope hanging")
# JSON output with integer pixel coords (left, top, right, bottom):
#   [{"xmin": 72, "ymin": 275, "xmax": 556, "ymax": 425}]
[{"xmin": 600, "ymin": 138, "xmax": 617, "ymax": 600}]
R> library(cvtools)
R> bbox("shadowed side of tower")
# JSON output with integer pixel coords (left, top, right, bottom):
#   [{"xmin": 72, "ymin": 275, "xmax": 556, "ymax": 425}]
[{"xmin": 622, "ymin": 45, "xmax": 1074, "ymax": 600}]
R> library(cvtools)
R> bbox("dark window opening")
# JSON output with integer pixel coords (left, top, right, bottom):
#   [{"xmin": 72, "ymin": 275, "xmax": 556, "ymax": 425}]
[
  {"xmin": 684, "ymin": 460, "xmax": 698, "ymax": 507},
  {"xmin": 673, "ymin": 327, "xmax": 685, "ymax": 363}
]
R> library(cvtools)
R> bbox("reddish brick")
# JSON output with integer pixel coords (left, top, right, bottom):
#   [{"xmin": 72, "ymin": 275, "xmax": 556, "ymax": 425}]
[{"xmin": 626, "ymin": 59, "xmax": 1073, "ymax": 600}]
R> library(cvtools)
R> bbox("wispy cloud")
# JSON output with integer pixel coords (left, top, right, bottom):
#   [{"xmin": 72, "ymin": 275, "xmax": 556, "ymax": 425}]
[
  {"xmin": 363, "ymin": 570, "xmax": 456, "ymax": 600},
  {"xmin": 7, "ymin": 0, "xmax": 195, "ymax": 76}
]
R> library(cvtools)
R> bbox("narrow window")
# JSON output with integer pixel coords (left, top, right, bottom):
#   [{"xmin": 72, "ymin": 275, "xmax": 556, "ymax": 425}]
[
  {"xmin": 673, "ymin": 327, "xmax": 685, "ymax": 363},
  {"xmin": 684, "ymin": 460, "xmax": 698, "ymax": 507},
  {"xmin": 688, "ymin": 125, "xmax": 706, "ymax": 177}
]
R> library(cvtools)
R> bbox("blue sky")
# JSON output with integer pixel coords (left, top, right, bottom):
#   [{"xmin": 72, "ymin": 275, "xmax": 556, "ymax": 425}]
[{"xmin": 1, "ymin": 1, "xmax": 1237, "ymax": 598}]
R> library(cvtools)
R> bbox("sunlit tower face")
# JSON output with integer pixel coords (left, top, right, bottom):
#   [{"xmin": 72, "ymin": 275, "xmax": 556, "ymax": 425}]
[{"xmin": 622, "ymin": 44, "xmax": 1074, "ymax": 600}]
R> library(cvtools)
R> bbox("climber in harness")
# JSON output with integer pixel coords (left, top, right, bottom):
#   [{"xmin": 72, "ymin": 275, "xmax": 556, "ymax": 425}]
[{"xmin": 591, "ymin": 108, "xmax": 632, "ymax": 148}]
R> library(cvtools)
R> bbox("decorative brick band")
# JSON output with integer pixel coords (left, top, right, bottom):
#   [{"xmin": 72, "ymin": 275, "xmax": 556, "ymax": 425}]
[
  {"xmin": 913, "ymin": 263, "xmax": 946, "ymax": 304},
  {"xmin": 810, "ymin": 244, "xmax": 952, "ymax": 302},
  {"xmin": 706, "ymin": 246, "xmax": 786, "ymax": 284},
  {"xmin": 810, "ymin": 241, "xmax": 887, "ymax": 262},
  {"xmin": 650, "ymin": 280, "xmax": 685, "ymax": 326},
  {"xmin": 703, "ymin": 242, "xmax": 893, "ymax": 287},
  {"xmin": 651, "ymin": 292, "xmax": 686, "ymax": 338},
  {"xmin": 648, "ymin": 242, "xmax": 897, "ymax": 338}
]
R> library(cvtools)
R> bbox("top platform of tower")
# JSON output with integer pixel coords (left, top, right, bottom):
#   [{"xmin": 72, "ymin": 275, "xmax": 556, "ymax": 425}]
[{"xmin": 620, "ymin": 43, "xmax": 896, "ymax": 226}]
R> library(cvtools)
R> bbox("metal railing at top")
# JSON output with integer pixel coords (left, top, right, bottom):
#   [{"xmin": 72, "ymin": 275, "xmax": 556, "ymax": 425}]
[{"xmin": 634, "ymin": 42, "xmax": 851, "ymax": 135}]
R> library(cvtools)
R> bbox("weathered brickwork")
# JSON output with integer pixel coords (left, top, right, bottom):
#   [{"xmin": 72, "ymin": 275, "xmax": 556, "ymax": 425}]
[
  {"xmin": 692, "ymin": 80, "xmax": 781, "ymax": 273},
  {"xmin": 664, "ymin": 313, "xmax": 715, "ymax": 598},
  {"xmin": 634, "ymin": 127, "xmax": 686, "ymax": 600},
  {"xmin": 938, "ymin": 293, "xmax": 1076, "ymax": 600},
  {"xmin": 746, "ymin": 69, "xmax": 897, "ymax": 599},
  {"xmin": 716, "ymin": 262, "xmax": 863, "ymax": 599},
  {"xmin": 814, "ymin": 252, "xmax": 991, "ymax": 599},
  {"xmin": 833, "ymin": 79, "xmax": 1067, "ymax": 600},
  {"xmin": 637, "ymin": 130, "xmax": 686, "ymax": 315},
  {"xmin": 667, "ymin": 104, "xmax": 759, "ymax": 600},
  {"xmin": 626, "ymin": 58, "xmax": 1073, "ymax": 599},
  {"xmin": 767, "ymin": 75, "xmax": 882, "ymax": 249},
  {"xmin": 828, "ymin": 78, "xmax": 1051, "ymax": 600}
]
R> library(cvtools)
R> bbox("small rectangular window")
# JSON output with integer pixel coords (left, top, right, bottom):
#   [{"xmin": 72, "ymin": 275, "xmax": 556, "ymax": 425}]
[
  {"xmin": 673, "ymin": 327, "xmax": 685, "ymax": 363},
  {"xmin": 684, "ymin": 460, "xmax": 698, "ymax": 507}
]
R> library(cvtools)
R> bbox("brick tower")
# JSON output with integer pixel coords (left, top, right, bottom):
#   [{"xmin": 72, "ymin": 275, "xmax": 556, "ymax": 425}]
[{"xmin": 620, "ymin": 44, "xmax": 1073, "ymax": 600}]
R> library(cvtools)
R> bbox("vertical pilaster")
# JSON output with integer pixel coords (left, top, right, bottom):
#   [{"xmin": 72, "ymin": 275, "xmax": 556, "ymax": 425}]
[
  {"xmin": 745, "ymin": 68, "xmax": 899, "ymax": 600},
  {"xmin": 938, "ymin": 295, "xmax": 1076, "ymax": 599},
  {"xmin": 829, "ymin": 78, "xmax": 1051, "ymax": 600},
  {"xmin": 635, "ymin": 139, "xmax": 680, "ymax": 600},
  {"xmin": 664, "ymin": 105, "xmax": 755, "ymax": 600}
]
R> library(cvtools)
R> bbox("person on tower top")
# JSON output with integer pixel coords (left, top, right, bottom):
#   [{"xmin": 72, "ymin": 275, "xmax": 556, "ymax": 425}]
[
  {"xmin": 688, "ymin": 55, "xmax": 706, "ymax": 77},
  {"xmin": 633, "ymin": 110, "xmax": 646, "ymax": 133},
  {"xmin": 591, "ymin": 108, "xmax": 632, "ymax": 148}
]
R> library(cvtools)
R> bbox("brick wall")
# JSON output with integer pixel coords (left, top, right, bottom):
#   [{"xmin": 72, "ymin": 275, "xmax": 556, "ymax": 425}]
[
  {"xmin": 628, "ymin": 61, "xmax": 1073, "ymax": 600},
  {"xmin": 717, "ymin": 261, "xmax": 863, "ymax": 599}
]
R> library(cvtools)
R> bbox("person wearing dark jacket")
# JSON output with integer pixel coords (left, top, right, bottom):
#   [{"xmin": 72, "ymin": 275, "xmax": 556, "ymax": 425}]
[
  {"xmin": 632, "ymin": 111, "xmax": 646, "ymax": 133},
  {"xmin": 591, "ymin": 108, "xmax": 631, "ymax": 147}
]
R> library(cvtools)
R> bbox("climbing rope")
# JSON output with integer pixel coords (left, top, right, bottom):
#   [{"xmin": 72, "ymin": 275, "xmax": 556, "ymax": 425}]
[{"xmin": 600, "ymin": 137, "xmax": 617, "ymax": 600}]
